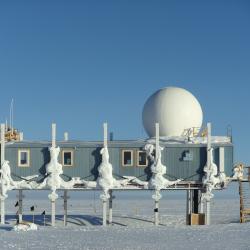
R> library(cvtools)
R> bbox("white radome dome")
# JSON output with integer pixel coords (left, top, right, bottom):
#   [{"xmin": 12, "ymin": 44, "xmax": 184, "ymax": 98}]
[{"xmin": 142, "ymin": 87, "xmax": 203, "ymax": 137}]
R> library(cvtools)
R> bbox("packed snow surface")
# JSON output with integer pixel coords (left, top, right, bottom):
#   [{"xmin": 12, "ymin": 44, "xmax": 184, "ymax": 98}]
[{"xmin": 0, "ymin": 183, "xmax": 249, "ymax": 250}]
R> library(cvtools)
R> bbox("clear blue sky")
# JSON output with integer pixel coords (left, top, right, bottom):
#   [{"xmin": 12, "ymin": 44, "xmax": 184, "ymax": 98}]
[{"xmin": 0, "ymin": 0, "xmax": 249, "ymax": 164}]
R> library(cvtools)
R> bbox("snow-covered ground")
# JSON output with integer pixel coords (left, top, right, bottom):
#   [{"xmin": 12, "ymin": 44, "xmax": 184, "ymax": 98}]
[{"xmin": 0, "ymin": 182, "xmax": 249, "ymax": 250}]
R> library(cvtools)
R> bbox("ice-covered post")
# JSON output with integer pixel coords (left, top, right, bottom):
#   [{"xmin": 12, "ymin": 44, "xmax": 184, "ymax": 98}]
[
  {"xmin": 102, "ymin": 122, "xmax": 108, "ymax": 226},
  {"xmin": 52, "ymin": 123, "xmax": 56, "ymax": 148},
  {"xmin": 18, "ymin": 190, "xmax": 23, "ymax": 222},
  {"xmin": 0, "ymin": 124, "xmax": 5, "ymax": 224},
  {"xmin": 64, "ymin": 132, "xmax": 68, "ymax": 141},
  {"xmin": 206, "ymin": 122, "xmax": 211, "ymax": 225},
  {"xmin": 63, "ymin": 190, "xmax": 68, "ymax": 226},
  {"xmin": 108, "ymin": 190, "xmax": 113, "ymax": 225},
  {"xmin": 186, "ymin": 187, "xmax": 191, "ymax": 225},
  {"xmin": 51, "ymin": 123, "xmax": 56, "ymax": 226},
  {"xmin": 154, "ymin": 123, "xmax": 160, "ymax": 226}
]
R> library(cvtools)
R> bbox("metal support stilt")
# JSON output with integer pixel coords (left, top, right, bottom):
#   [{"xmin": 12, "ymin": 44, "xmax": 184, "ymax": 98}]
[
  {"xmin": 154, "ymin": 199, "xmax": 159, "ymax": 226},
  {"xmin": 186, "ymin": 189, "xmax": 191, "ymax": 225},
  {"xmin": 108, "ymin": 190, "xmax": 113, "ymax": 225},
  {"xmin": 102, "ymin": 200, "xmax": 107, "ymax": 226},
  {"xmin": 206, "ymin": 200, "xmax": 210, "ymax": 225},
  {"xmin": 0, "ymin": 197, "xmax": 5, "ymax": 224},
  {"xmin": 0, "ymin": 124, "xmax": 5, "ymax": 225},
  {"xmin": 63, "ymin": 190, "xmax": 68, "ymax": 226},
  {"xmin": 193, "ymin": 190, "xmax": 199, "ymax": 214},
  {"xmin": 51, "ymin": 199, "xmax": 56, "ymax": 226},
  {"xmin": 18, "ymin": 190, "xmax": 23, "ymax": 222}
]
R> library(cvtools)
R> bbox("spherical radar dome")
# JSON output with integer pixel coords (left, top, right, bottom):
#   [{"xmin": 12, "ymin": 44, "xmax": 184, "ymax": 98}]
[{"xmin": 142, "ymin": 87, "xmax": 203, "ymax": 137}]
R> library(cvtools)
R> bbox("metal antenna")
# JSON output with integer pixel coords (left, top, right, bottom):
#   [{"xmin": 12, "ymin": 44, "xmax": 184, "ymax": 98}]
[{"xmin": 9, "ymin": 98, "xmax": 14, "ymax": 133}]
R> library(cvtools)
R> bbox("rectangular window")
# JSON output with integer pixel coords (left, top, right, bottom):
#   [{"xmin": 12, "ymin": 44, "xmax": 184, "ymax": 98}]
[
  {"xmin": 137, "ymin": 151, "xmax": 148, "ymax": 167},
  {"xmin": 18, "ymin": 149, "xmax": 30, "ymax": 167},
  {"xmin": 62, "ymin": 150, "xmax": 73, "ymax": 167},
  {"xmin": 122, "ymin": 150, "xmax": 133, "ymax": 167}
]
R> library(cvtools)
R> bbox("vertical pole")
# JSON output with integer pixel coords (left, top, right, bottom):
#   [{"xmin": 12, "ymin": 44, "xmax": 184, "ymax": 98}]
[
  {"xmin": 200, "ymin": 201, "xmax": 204, "ymax": 213},
  {"xmin": 64, "ymin": 132, "xmax": 68, "ymax": 141},
  {"xmin": 206, "ymin": 201, "xmax": 210, "ymax": 225},
  {"xmin": 18, "ymin": 190, "xmax": 23, "ymax": 222},
  {"xmin": 219, "ymin": 147, "xmax": 225, "ymax": 173},
  {"xmin": 154, "ymin": 199, "xmax": 159, "ymax": 225},
  {"xmin": 206, "ymin": 123, "xmax": 212, "ymax": 225},
  {"xmin": 155, "ymin": 123, "xmax": 159, "ymax": 160},
  {"xmin": 1, "ymin": 123, "xmax": 5, "ymax": 224},
  {"xmin": 186, "ymin": 189, "xmax": 191, "ymax": 225},
  {"xmin": 52, "ymin": 123, "xmax": 56, "ymax": 148},
  {"xmin": 154, "ymin": 123, "xmax": 160, "ymax": 226},
  {"xmin": 108, "ymin": 190, "xmax": 113, "ymax": 225},
  {"xmin": 1, "ymin": 124, "xmax": 5, "ymax": 165},
  {"xmin": 51, "ymin": 199, "xmax": 55, "ymax": 226},
  {"xmin": 207, "ymin": 123, "xmax": 211, "ymax": 167},
  {"xmin": 103, "ymin": 200, "xmax": 107, "ymax": 226},
  {"xmin": 103, "ymin": 123, "xmax": 108, "ymax": 148},
  {"xmin": 193, "ymin": 190, "xmax": 199, "ymax": 214},
  {"xmin": 64, "ymin": 190, "xmax": 68, "ymax": 226}
]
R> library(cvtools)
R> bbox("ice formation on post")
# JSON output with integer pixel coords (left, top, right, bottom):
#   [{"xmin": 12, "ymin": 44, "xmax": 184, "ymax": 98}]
[
  {"xmin": 35, "ymin": 146, "xmax": 96, "ymax": 193},
  {"xmin": 232, "ymin": 163, "xmax": 244, "ymax": 180},
  {"xmin": 202, "ymin": 148, "xmax": 226, "ymax": 201},
  {"xmin": 0, "ymin": 160, "xmax": 15, "ymax": 198},
  {"xmin": 97, "ymin": 147, "xmax": 120, "ymax": 200},
  {"xmin": 145, "ymin": 143, "xmax": 181, "ymax": 200},
  {"xmin": 45, "ymin": 146, "xmax": 62, "ymax": 200},
  {"xmin": 0, "ymin": 160, "xmax": 35, "ymax": 197}
]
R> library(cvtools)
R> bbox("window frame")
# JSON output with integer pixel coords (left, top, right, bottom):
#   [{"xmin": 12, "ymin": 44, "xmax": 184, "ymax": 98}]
[
  {"xmin": 121, "ymin": 149, "xmax": 134, "ymax": 167},
  {"xmin": 62, "ymin": 149, "xmax": 74, "ymax": 167},
  {"xmin": 18, "ymin": 149, "xmax": 30, "ymax": 167},
  {"xmin": 137, "ymin": 150, "xmax": 148, "ymax": 167}
]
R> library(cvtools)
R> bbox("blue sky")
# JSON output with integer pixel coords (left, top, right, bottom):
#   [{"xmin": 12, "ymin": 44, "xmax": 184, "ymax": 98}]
[{"xmin": 0, "ymin": 0, "xmax": 249, "ymax": 163}]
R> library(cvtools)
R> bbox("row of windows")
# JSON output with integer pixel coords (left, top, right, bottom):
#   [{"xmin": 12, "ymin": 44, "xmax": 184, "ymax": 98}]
[
  {"xmin": 122, "ymin": 150, "xmax": 148, "ymax": 167},
  {"xmin": 17, "ymin": 149, "xmax": 73, "ymax": 167},
  {"xmin": 17, "ymin": 149, "xmax": 148, "ymax": 168}
]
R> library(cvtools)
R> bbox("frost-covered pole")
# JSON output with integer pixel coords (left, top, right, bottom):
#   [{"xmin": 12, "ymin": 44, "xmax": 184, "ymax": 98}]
[
  {"xmin": 1, "ymin": 124, "xmax": 5, "ymax": 166},
  {"xmin": 186, "ymin": 188, "xmax": 191, "ymax": 225},
  {"xmin": 200, "ymin": 193, "xmax": 204, "ymax": 213},
  {"xmin": 102, "ymin": 122, "xmax": 108, "ymax": 226},
  {"xmin": 51, "ymin": 123, "xmax": 56, "ymax": 226},
  {"xmin": 154, "ymin": 123, "xmax": 160, "ymax": 226},
  {"xmin": 0, "ymin": 123, "xmax": 5, "ymax": 224},
  {"xmin": 52, "ymin": 123, "xmax": 56, "ymax": 148},
  {"xmin": 206, "ymin": 122, "xmax": 211, "ymax": 225},
  {"xmin": 108, "ymin": 190, "xmax": 113, "ymax": 225},
  {"xmin": 64, "ymin": 132, "xmax": 68, "ymax": 141},
  {"xmin": 104, "ymin": 123, "xmax": 108, "ymax": 148},
  {"xmin": 63, "ymin": 190, "xmax": 68, "ymax": 226},
  {"xmin": 155, "ymin": 123, "xmax": 160, "ymax": 160},
  {"xmin": 18, "ymin": 190, "xmax": 23, "ymax": 222}
]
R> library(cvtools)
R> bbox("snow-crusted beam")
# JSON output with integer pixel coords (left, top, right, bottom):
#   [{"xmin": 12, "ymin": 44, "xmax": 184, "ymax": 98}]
[
  {"xmin": 207, "ymin": 123, "xmax": 212, "ymax": 169},
  {"xmin": 64, "ymin": 132, "xmax": 68, "ymax": 141},
  {"xmin": 1, "ymin": 123, "xmax": 5, "ymax": 165},
  {"xmin": 52, "ymin": 123, "xmax": 56, "ymax": 148},
  {"xmin": 50, "ymin": 123, "xmax": 57, "ymax": 226},
  {"xmin": 154, "ymin": 123, "xmax": 160, "ymax": 226},
  {"xmin": 155, "ymin": 123, "xmax": 159, "ymax": 160},
  {"xmin": 104, "ymin": 123, "xmax": 108, "ymax": 148},
  {"xmin": 205, "ymin": 122, "xmax": 212, "ymax": 225},
  {"xmin": 1, "ymin": 123, "xmax": 5, "ymax": 224}
]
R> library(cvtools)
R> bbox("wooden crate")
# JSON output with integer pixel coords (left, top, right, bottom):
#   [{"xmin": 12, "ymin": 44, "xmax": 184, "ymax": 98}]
[{"xmin": 189, "ymin": 213, "xmax": 205, "ymax": 225}]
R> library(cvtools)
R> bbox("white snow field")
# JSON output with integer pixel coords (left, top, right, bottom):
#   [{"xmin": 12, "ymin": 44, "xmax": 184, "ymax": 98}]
[{"xmin": 0, "ymin": 182, "xmax": 249, "ymax": 250}]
